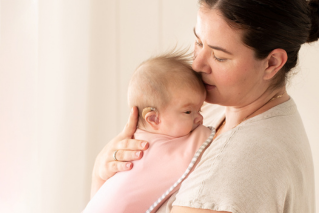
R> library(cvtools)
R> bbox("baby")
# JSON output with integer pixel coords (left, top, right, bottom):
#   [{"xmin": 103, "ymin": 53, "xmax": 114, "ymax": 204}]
[{"xmin": 83, "ymin": 50, "xmax": 213, "ymax": 213}]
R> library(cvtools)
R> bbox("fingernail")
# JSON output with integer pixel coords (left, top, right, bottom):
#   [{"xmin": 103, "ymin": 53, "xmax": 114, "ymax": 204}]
[
  {"xmin": 131, "ymin": 107, "xmax": 134, "ymax": 113},
  {"xmin": 141, "ymin": 142, "xmax": 147, "ymax": 148},
  {"xmin": 126, "ymin": 163, "xmax": 132, "ymax": 169},
  {"xmin": 136, "ymin": 151, "xmax": 141, "ymax": 157}
]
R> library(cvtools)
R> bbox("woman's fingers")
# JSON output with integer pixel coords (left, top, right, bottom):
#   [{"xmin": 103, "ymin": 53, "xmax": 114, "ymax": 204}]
[
  {"xmin": 108, "ymin": 161, "xmax": 133, "ymax": 173},
  {"xmin": 91, "ymin": 107, "xmax": 149, "ymax": 197},
  {"xmin": 92, "ymin": 107, "xmax": 149, "ymax": 181},
  {"xmin": 117, "ymin": 107, "xmax": 149, "ymax": 152},
  {"xmin": 121, "ymin": 106, "xmax": 139, "ymax": 138},
  {"xmin": 115, "ymin": 138, "xmax": 149, "ymax": 151},
  {"xmin": 99, "ymin": 161, "xmax": 133, "ymax": 180},
  {"xmin": 113, "ymin": 149, "xmax": 144, "ymax": 162}
]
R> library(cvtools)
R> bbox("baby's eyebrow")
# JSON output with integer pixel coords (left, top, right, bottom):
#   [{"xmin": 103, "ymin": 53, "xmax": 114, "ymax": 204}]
[
  {"xmin": 193, "ymin": 27, "xmax": 233, "ymax": 56},
  {"xmin": 181, "ymin": 103, "xmax": 194, "ymax": 108}
]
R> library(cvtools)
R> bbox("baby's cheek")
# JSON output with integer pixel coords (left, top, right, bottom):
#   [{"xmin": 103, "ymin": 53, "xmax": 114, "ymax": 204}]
[{"xmin": 177, "ymin": 124, "xmax": 192, "ymax": 137}]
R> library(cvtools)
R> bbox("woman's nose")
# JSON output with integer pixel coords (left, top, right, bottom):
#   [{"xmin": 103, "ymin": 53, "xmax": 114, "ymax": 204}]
[{"xmin": 192, "ymin": 48, "xmax": 212, "ymax": 74}]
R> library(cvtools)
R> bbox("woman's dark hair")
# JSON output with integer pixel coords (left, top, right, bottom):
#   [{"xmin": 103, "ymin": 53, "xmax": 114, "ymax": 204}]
[{"xmin": 199, "ymin": 0, "xmax": 319, "ymax": 89}]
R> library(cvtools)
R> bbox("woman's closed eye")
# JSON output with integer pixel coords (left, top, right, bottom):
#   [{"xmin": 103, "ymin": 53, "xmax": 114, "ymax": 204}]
[
  {"xmin": 212, "ymin": 51, "xmax": 227, "ymax": 62},
  {"xmin": 195, "ymin": 39, "xmax": 226, "ymax": 62},
  {"xmin": 213, "ymin": 55, "xmax": 226, "ymax": 62}
]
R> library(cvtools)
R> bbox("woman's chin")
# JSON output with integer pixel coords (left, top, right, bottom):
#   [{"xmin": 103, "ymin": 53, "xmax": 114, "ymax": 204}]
[{"xmin": 205, "ymin": 95, "xmax": 217, "ymax": 104}]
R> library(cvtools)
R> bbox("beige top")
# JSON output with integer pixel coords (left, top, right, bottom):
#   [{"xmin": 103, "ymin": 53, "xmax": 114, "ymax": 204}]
[{"xmin": 156, "ymin": 99, "xmax": 315, "ymax": 213}]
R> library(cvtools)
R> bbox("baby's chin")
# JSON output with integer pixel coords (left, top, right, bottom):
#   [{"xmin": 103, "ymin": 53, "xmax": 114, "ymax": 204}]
[
  {"xmin": 159, "ymin": 126, "xmax": 201, "ymax": 138},
  {"xmin": 191, "ymin": 123, "xmax": 201, "ymax": 132}
]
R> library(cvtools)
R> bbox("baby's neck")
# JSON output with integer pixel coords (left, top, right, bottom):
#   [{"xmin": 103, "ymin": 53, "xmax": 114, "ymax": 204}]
[{"xmin": 137, "ymin": 125, "xmax": 159, "ymax": 134}]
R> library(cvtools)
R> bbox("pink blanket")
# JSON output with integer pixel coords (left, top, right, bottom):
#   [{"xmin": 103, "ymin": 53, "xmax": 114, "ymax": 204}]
[{"xmin": 83, "ymin": 125, "xmax": 211, "ymax": 213}]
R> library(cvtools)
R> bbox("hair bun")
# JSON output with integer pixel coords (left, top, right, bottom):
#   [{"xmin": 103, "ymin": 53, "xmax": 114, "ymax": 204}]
[{"xmin": 307, "ymin": 0, "xmax": 319, "ymax": 42}]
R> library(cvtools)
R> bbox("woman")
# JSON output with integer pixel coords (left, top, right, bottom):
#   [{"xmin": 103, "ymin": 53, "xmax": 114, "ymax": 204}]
[{"xmin": 91, "ymin": 0, "xmax": 318, "ymax": 212}]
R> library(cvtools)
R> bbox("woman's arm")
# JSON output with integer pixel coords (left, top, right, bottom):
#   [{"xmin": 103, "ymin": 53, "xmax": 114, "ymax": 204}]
[
  {"xmin": 90, "ymin": 107, "xmax": 149, "ymax": 198},
  {"xmin": 171, "ymin": 206, "xmax": 231, "ymax": 213}
]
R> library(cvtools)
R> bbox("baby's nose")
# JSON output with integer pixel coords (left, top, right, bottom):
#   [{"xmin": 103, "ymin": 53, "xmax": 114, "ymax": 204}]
[{"xmin": 194, "ymin": 113, "xmax": 203, "ymax": 125}]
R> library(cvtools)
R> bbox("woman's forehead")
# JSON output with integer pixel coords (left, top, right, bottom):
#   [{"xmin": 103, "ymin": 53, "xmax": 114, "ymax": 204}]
[{"xmin": 196, "ymin": 8, "xmax": 246, "ymax": 54}]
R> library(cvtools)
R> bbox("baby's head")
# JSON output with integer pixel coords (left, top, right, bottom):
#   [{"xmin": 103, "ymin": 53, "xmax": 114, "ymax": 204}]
[{"xmin": 128, "ymin": 50, "xmax": 206, "ymax": 137}]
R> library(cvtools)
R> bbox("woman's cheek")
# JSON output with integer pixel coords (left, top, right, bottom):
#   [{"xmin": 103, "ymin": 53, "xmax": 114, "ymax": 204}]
[
  {"xmin": 214, "ymin": 70, "xmax": 233, "ymax": 86},
  {"xmin": 217, "ymin": 63, "xmax": 241, "ymax": 86}
]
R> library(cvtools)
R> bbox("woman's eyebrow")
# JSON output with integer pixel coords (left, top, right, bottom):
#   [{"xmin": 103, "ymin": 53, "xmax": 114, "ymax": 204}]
[{"xmin": 193, "ymin": 27, "xmax": 233, "ymax": 55}]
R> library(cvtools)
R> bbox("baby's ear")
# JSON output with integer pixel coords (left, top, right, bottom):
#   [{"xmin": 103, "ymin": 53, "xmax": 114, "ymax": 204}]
[{"xmin": 144, "ymin": 111, "xmax": 160, "ymax": 130}]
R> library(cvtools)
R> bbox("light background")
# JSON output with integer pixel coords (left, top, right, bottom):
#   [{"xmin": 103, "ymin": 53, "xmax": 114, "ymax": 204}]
[{"xmin": 0, "ymin": 0, "xmax": 318, "ymax": 212}]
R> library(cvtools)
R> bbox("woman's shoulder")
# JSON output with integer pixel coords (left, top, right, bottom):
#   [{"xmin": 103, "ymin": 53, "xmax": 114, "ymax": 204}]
[
  {"xmin": 215, "ymin": 98, "xmax": 309, "ymax": 167},
  {"xmin": 236, "ymin": 98, "xmax": 307, "ymax": 147},
  {"xmin": 202, "ymin": 98, "xmax": 306, "ymax": 154},
  {"xmin": 165, "ymin": 99, "xmax": 315, "ymax": 212},
  {"xmin": 201, "ymin": 98, "xmax": 297, "ymax": 128}
]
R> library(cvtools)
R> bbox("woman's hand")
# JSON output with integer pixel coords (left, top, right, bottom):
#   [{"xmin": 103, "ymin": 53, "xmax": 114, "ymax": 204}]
[{"xmin": 90, "ymin": 107, "xmax": 149, "ymax": 198}]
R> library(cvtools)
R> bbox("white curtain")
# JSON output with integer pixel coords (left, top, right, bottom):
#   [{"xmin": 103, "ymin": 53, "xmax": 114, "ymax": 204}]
[
  {"xmin": 1, "ymin": 0, "xmax": 91, "ymax": 212},
  {"xmin": 0, "ymin": 1, "xmax": 318, "ymax": 212}
]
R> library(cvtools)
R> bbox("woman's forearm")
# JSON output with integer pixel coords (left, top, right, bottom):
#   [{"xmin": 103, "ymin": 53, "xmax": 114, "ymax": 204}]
[{"xmin": 90, "ymin": 155, "xmax": 105, "ymax": 198}]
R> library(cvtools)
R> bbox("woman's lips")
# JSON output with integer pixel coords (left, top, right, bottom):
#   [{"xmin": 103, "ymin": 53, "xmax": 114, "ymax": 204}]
[{"xmin": 204, "ymin": 83, "xmax": 216, "ymax": 91}]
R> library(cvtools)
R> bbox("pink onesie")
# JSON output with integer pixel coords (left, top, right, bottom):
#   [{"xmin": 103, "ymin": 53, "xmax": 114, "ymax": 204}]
[{"xmin": 83, "ymin": 125, "xmax": 212, "ymax": 213}]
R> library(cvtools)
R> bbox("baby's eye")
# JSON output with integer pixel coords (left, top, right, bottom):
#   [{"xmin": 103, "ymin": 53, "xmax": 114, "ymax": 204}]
[{"xmin": 185, "ymin": 111, "xmax": 192, "ymax": 114}]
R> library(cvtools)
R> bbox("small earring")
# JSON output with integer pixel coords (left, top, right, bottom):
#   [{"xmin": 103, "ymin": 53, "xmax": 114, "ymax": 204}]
[{"xmin": 142, "ymin": 107, "xmax": 156, "ymax": 119}]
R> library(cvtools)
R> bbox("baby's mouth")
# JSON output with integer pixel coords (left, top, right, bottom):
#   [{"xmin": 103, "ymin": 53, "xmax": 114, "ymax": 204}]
[{"xmin": 191, "ymin": 123, "xmax": 202, "ymax": 132}]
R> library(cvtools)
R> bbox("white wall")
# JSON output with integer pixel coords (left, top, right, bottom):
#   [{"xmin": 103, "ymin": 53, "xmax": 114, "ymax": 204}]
[
  {"xmin": 0, "ymin": 0, "xmax": 318, "ymax": 212},
  {"xmin": 0, "ymin": 1, "xmax": 40, "ymax": 212},
  {"xmin": 1, "ymin": 0, "xmax": 90, "ymax": 212},
  {"xmin": 288, "ymin": 41, "xmax": 319, "ymax": 209},
  {"xmin": 38, "ymin": 0, "xmax": 90, "ymax": 211}
]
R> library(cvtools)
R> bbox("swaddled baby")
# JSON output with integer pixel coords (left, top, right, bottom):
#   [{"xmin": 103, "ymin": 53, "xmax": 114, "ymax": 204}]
[{"xmin": 83, "ymin": 50, "xmax": 213, "ymax": 213}]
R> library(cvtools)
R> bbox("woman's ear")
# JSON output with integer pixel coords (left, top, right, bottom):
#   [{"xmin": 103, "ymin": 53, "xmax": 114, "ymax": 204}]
[
  {"xmin": 263, "ymin": 48, "xmax": 288, "ymax": 80},
  {"xmin": 144, "ymin": 111, "xmax": 160, "ymax": 130}
]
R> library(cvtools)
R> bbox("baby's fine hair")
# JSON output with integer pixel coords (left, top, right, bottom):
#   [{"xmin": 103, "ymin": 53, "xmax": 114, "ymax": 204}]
[{"xmin": 127, "ymin": 49, "xmax": 205, "ymax": 125}]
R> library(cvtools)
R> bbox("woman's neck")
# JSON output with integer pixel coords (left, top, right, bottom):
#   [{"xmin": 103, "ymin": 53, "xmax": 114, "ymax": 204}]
[{"xmin": 217, "ymin": 87, "xmax": 290, "ymax": 136}]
